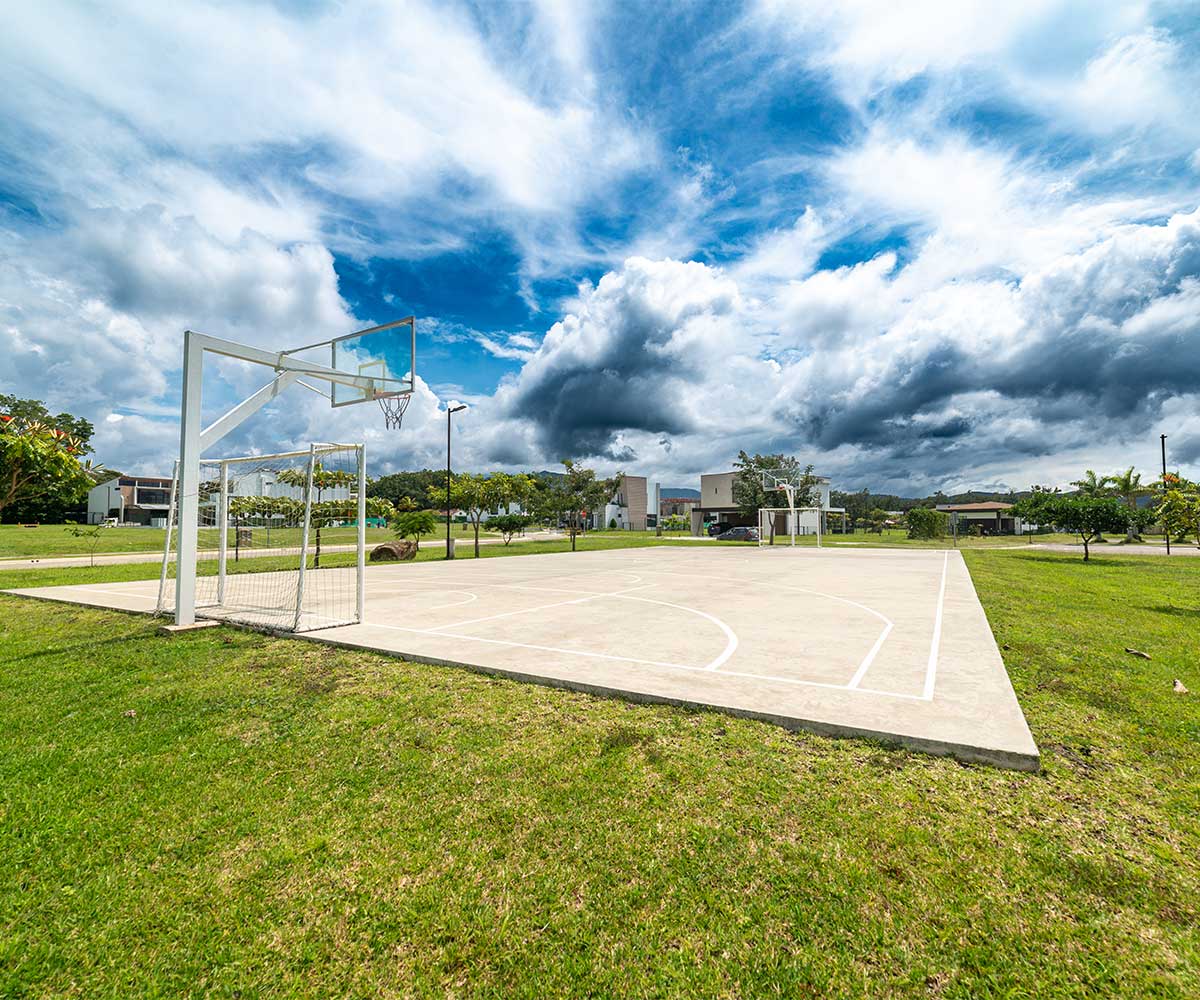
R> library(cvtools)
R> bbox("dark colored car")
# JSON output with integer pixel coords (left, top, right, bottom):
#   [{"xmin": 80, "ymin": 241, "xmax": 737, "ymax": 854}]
[
  {"xmin": 707, "ymin": 521, "xmax": 731, "ymax": 536},
  {"xmin": 716, "ymin": 526, "xmax": 759, "ymax": 542}
]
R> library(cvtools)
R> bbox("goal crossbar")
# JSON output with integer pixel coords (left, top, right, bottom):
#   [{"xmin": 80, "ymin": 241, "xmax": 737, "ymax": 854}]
[{"xmin": 758, "ymin": 506, "xmax": 825, "ymax": 547}]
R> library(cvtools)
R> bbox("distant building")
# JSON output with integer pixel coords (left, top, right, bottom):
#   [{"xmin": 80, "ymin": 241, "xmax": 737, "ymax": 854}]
[
  {"xmin": 692, "ymin": 470, "xmax": 841, "ymax": 535},
  {"xmin": 660, "ymin": 495, "xmax": 700, "ymax": 518},
  {"xmin": 935, "ymin": 501, "xmax": 1023, "ymax": 535},
  {"xmin": 87, "ymin": 475, "xmax": 173, "ymax": 526}
]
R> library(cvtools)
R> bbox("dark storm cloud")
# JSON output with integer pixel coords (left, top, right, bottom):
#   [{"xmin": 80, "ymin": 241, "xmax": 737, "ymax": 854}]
[{"xmin": 499, "ymin": 258, "xmax": 738, "ymax": 459}]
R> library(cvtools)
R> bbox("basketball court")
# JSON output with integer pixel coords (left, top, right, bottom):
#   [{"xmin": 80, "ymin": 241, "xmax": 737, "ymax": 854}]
[{"xmin": 6, "ymin": 544, "xmax": 1040, "ymax": 770}]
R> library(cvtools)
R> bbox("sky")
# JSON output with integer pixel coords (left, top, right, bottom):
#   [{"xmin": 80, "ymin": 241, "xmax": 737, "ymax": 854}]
[{"xmin": 1, "ymin": 0, "xmax": 1198, "ymax": 495}]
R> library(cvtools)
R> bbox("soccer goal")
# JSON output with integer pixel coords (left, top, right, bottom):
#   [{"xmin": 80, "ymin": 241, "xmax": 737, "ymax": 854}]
[
  {"xmin": 156, "ymin": 443, "xmax": 367, "ymax": 632},
  {"xmin": 757, "ymin": 506, "xmax": 824, "ymax": 546}
]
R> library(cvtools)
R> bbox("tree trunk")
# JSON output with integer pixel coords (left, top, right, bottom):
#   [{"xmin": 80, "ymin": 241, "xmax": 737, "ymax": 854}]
[
  {"xmin": 473, "ymin": 517, "xmax": 481, "ymax": 557},
  {"xmin": 1082, "ymin": 534, "xmax": 1090, "ymax": 561}
]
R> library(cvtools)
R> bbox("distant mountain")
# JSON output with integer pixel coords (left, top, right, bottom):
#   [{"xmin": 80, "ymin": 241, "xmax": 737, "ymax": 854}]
[{"xmin": 660, "ymin": 486, "xmax": 699, "ymax": 498}]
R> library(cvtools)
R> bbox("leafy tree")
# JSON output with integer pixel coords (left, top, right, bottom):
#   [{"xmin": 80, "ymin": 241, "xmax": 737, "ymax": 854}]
[
  {"xmin": 488, "ymin": 513, "xmax": 531, "ymax": 545},
  {"xmin": 732, "ymin": 451, "xmax": 819, "ymax": 518},
  {"xmin": 275, "ymin": 462, "xmax": 356, "ymax": 568},
  {"xmin": 537, "ymin": 460, "xmax": 619, "ymax": 552},
  {"xmin": 368, "ymin": 469, "xmax": 445, "ymax": 510},
  {"xmin": 1155, "ymin": 477, "xmax": 1200, "ymax": 548},
  {"xmin": 661, "ymin": 513, "xmax": 689, "ymax": 531},
  {"xmin": 431, "ymin": 471, "xmax": 535, "ymax": 557},
  {"xmin": 865, "ymin": 508, "xmax": 891, "ymax": 534},
  {"xmin": 906, "ymin": 507, "xmax": 948, "ymax": 539},
  {"xmin": 0, "ymin": 414, "xmax": 109, "ymax": 522},
  {"xmin": 1109, "ymin": 466, "xmax": 1152, "ymax": 541},
  {"xmin": 0, "ymin": 394, "xmax": 94, "ymax": 450},
  {"xmin": 393, "ymin": 509, "xmax": 438, "ymax": 549},
  {"xmin": 1013, "ymin": 494, "xmax": 1130, "ymax": 560}
]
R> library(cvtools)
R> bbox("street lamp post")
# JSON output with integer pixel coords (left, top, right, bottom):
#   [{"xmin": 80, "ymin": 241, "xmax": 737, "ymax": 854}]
[
  {"xmin": 1162, "ymin": 433, "xmax": 1170, "ymax": 556},
  {"xmin": 446, "ymin": 404, "xmax": 467, "ymax": 558}
]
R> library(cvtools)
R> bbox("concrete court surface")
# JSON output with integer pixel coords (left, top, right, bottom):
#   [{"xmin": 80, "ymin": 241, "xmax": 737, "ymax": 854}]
[{"xmin": 4, "ymin": 545, "xmax": 1039, "ymax": 770}]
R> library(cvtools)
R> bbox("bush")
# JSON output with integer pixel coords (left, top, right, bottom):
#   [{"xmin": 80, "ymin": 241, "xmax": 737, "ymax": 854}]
[
  {"xmin": 608, "ymin": 517, "xmax": 618, "ymax": 529},
  {"xmin": 906, "ymin": 507, "xmax": 948, "ymax": 539},
  {"xmin": 488, "ymin": 513, "xmax": 531, "ymax": 545}
]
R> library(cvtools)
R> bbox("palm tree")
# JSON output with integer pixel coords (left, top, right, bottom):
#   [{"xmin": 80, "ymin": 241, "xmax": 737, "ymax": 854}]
[
  {"xmin": 1070, "ymin": 470, "xmax": 1114, "ymax": 498},
  {"xmin": 1109, "ymin": 466, "xmax": 1151, "ymax": 541}
]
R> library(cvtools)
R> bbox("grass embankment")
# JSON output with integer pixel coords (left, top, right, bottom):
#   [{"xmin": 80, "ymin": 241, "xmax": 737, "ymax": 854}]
[{"xmin": 1, "ymin": 549, "xmax": 1198, "ymax": 996}]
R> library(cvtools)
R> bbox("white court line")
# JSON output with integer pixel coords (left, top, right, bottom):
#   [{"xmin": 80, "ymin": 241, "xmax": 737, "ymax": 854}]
[
  {"xmin": 350, "ymin": 621, "xmax": 928, "ymax": 699},
  {"xmin": 427, "ymin": 581, "xmax": 650, "ymax": 632},
  {"xmin": 845, "ymin": 622, "xmax": 894, "ymax": 689},
  {"xmin": 923, "ymin": 551, "xmax": 949, "ymax": 701},
  {"xmin": 607, "ymin": 594, "xmax": 739, "ymax": 671}
]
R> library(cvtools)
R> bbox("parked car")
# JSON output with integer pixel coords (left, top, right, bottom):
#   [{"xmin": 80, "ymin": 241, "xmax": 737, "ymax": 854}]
[
  {"xmin": 707, "ymin": 521, "xmax": 731, "ymax": 536},
  {"xmin": 716, "ymin": 526, "xmax": 759, "ymax": 542}
]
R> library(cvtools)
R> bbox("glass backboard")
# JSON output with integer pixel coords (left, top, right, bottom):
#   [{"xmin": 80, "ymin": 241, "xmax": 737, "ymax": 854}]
[{"xmin": 329, "ymin": 317, "xmax": 415, "ymax": 407}]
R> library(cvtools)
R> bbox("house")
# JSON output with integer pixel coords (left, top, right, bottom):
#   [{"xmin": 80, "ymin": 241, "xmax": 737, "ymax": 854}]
[
  {"xmin": 87, "ymin": 475, "xmax": 174, "ymax": 526},
  {"xmin": 87, "ymin": 469, "xmax": 354, "ymax": 527},
  {"xmin": 692, "ymin": 470, "xmax": 842, "ymax": 535},
  {"xmin": 935, "ymin": 501, "xmax": 1024, "ymax": 535},
  {"xmin": 593, "ymin": 475, "xmax": 657, "ymax": 530}
]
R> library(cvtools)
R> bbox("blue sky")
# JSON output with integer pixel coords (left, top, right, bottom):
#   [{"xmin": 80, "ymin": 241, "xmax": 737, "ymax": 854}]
[{"xmin": 1, "ymin": 0, "xmax": 1198, "ymax": 493}]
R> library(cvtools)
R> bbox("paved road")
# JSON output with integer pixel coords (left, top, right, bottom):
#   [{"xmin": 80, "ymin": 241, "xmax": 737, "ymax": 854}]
[{"xmin": 1027, "ymin": 542, "xmax": 1200, "ymax": 557}]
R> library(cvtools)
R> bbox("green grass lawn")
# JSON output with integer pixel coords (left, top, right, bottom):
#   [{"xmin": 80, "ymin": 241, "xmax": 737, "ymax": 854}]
[
  {"xmin": 1, "ymin": 549, "xmax": 1197, "ymax": 996},
  {"xmin": 0, "ymin": 523, "xmax": 404, "ymax": 560}
]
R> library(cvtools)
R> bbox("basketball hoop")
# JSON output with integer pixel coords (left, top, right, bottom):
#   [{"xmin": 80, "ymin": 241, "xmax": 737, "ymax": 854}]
[{"xmin": 377, "ymin": 392, "xmax": 411, "ymax": 430}]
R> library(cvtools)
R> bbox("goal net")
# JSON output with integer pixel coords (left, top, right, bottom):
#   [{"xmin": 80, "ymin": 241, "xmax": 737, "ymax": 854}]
[
  {"xmin": 156, "ymin": 443, "xmax": 366, "ymax": 632},
  {"xmin": 758, "ymin": 506, "xmax": 825, "ymax": 546}
]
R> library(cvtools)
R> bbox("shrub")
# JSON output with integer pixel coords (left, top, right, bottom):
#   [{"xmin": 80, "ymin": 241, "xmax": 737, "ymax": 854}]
[{"xmin": 906, "ymin": 507, "xmax": 948, "ymax": 539}]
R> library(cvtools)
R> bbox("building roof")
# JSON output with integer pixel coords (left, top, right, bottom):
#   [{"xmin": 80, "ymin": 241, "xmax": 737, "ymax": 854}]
[{"xmin": 936, "ymin": 502, "xmax": 1014, "ymax": 512}]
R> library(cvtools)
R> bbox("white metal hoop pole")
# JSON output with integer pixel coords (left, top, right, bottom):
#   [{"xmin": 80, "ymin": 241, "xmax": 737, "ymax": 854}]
[
  {"xmin": 356, "ymin": 443, "xmax": 366, "ymax": 623},
  {"xmin": 175, "ymin": 332, "xmax": 204, "ymax": 625}
]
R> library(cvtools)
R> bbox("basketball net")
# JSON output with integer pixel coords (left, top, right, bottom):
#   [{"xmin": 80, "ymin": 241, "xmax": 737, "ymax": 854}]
[{"xmin": 377, "ymin": 393, "xmax": 412, "ymax": 430}]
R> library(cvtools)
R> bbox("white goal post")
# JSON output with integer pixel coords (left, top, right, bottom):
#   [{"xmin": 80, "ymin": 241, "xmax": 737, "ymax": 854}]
[
  {"xmin": 156, "ymin": 444, "xmax": 367, "ymax": 632},
  {"xmin": 757, "ymin": 506, "xmax": 824, "ymax": 547},
  {"xmin": 170, "ymin": 323, "xmax": 413, "ymax": 627}
]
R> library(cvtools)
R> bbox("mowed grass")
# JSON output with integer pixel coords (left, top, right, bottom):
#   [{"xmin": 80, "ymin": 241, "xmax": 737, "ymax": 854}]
[
  {"xmin": 0, "ymin": 523, "xmax": 401, "ymax": 560},
  {"xmin": 1, "ymin": 550, "xmax": 1198, "ymax": 997}
]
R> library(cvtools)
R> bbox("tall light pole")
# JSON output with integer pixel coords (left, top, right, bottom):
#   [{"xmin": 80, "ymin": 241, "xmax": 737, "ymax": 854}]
[
  {"xmin": 1162, "ymin": 433, "xmax": 1170, "ymax": 556},
  {"xmin": 446, "ymin": 404, "xmax": 467, "ymax": 559}
]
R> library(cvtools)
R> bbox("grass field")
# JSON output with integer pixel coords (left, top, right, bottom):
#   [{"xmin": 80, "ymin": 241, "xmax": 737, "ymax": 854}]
[
  {"xmin": 0, "ymin": 522, "xmax": 504, "ymax": 561},
  {"xmin": 1, "ymin": 547, "xmax": 1197, "ymax": 996}
]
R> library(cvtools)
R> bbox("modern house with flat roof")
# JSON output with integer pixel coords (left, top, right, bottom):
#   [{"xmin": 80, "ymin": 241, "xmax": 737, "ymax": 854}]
[
  {"xmin": 87, "ymin": 475, "xmax": 174, "ymax": 526},
  {"xmin": 691, "ymin": 470, "xmax": 842, "ymax": 535}
]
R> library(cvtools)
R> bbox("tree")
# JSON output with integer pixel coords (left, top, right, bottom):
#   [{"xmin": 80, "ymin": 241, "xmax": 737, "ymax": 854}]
[
  {"xmin": 393, "ymin": 510, "xmax": 438, "ymax": 550},
  {"xmin": 1070, "ymin": 470, "xmax": 1114, "ymax": 498},
  {"xmin": 0, "ymin": 414, "xmax": 109, "ymax": 522},
  {"xmin": 864, "ymin": 508, "xmax": 890, "ymax": 534},
  {"xmin": 368, "ymin": 469, "xmax": 446, "ymax": 510},
  {"xmin": 0, "ymin": 395, "xmax": 94, "ymax": 450},
  {"xmin": 539, "ymin": 460, "xmax": 619, "ymax": 552},
  {"xmin": 1155, "ymin": 477, "xmax": 1200, "ymax": 548},
  {"xmin": 65, "ymin": 523, "xmax": 105, "ymax": 567},
  {"xmin": 732, "ymin": 451, "xmax": 820, "ymax": 518},
  {"xmin": 661, "ymin": 513, "xmax": 688, "ymax": 532},
  {"xmin": 906, "ymin": 507, "xmax": 948, "ymax": 540},
  {"xmin": 1013, "ymin": 494, "xmax": 1130, "ymax": 560},
  {"xmin": 488, "ymin": 513, "xmax": 531, "ymax": 545},
  {"xmin": 430, "ymin": 472, "xmax": 529, "ymax": 558},
  {"xmin": 1108, "ymin": 466, "xmax": 1152, "ymax": 541}
]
